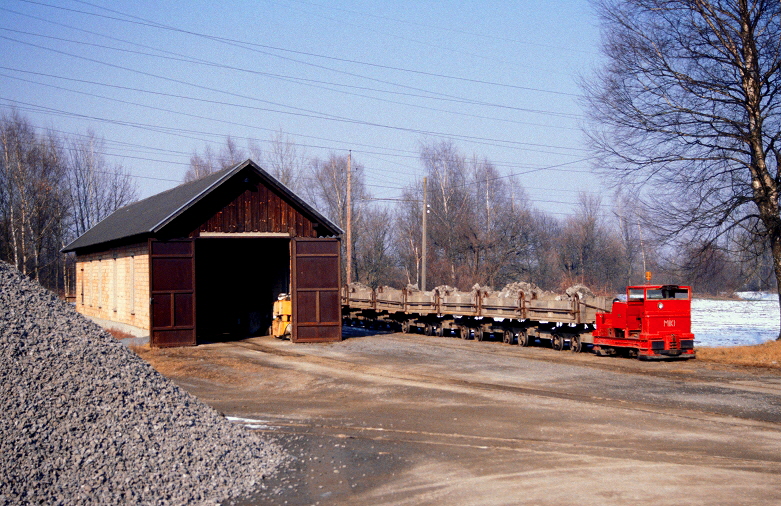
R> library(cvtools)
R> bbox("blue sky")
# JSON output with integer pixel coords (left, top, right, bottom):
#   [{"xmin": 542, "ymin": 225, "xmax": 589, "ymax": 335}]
[{"xmin": 1, "ymin": 0, "xmax": 604, "ymax": 216}]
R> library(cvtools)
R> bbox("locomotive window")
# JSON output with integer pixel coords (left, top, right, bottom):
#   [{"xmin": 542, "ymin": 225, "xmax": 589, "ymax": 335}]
[
  {"xmin": 628, "ymin": 289, "xmax": 644, "ymax": 300},
  {"xmin": 661, "ymin": 286, "xmax": 690, "ymax": 299},
  {"xmin": 647, "ymin": 290, "xmax": 663, "ymax": 299}
]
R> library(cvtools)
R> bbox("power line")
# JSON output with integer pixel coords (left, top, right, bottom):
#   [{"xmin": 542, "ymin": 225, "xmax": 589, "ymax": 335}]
[
  {"xmin": 0, "ymin": 18, "xmax": 582, "ymax": 122},
  {"xmin": 0, "ymin": 46, "xmax": 587, "ymax": 156},
  {"xmin": 0, "ymin": 28, "xmax": 579, "ymax": 132},
  {"xmin": 0, "ymin": 100, "xmax": 597, "ymax": 186},
  {"xmin": 26, "ymin": 0, "xmax": 584, "ymax": 99},
  {"xmin": 281, "ymin": 0, "xmax": 597, "ymax": 56}
]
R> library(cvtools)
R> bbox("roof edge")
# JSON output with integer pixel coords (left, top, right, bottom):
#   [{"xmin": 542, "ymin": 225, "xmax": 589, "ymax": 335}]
[{"xmin": 150, "ymin": 161, "xmax": 249, "ymax": 233}]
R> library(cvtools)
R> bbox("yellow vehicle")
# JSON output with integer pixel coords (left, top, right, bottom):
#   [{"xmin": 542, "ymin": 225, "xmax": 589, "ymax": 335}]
[{"xmin": 271, "ymin": 294, "xmax": 292, "ymax": 338}]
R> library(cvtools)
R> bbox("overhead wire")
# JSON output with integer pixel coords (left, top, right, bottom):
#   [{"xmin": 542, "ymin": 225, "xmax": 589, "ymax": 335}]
[
  {"xmin": 279, "ymin": 0, "xmax": 597, "ymax": 55},
  {"xmin": 0, "ymin": 14, "xmax": 583, "ymax": 122},
  {"xmin": 0, "ymin": 46, "xmax": 587, "ymax": 156},
  {"xmin": 0, "ymin": 97, "xmax": 594, "ymax": 180},
  {"xmin": 32, "ymin": 0, "xmax": 584, "ymax": 98},
  {"xmin": 1, "ymin": 0, "xmax": 600, "ymax": 218}
]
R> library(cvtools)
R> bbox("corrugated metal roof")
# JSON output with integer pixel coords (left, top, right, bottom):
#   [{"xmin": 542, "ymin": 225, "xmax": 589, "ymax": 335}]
[{"xmin": 63, "ymin": 159, "xmax": 342, "ymax": 252}]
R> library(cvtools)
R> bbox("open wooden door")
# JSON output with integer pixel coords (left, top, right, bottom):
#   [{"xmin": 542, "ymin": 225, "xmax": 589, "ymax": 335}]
[
  {"xmin": 149, "ymin": 239, "xmax": 196, "ymax": 347},
  {"xmin": 291, "ymin": 237, "xmax": 342, "ymax": 342}
]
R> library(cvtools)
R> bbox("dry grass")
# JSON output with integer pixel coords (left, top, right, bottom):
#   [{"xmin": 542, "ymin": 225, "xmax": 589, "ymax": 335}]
[
  {"xmin": 106, "ymin": 328, "xmax": 136, "ymax": 340},
  {"xmin": 130, "ymin": 344, "xmax": 262, "ymax": 385},
  {"xmin": 697, "ymin": 340, "xmax": 781, "ymax": 369}
]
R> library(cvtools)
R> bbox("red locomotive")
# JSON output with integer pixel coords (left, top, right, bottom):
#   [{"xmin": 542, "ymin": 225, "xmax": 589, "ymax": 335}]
[{"xmin": 592, "ymin": 284, "xmax": 695, "ymax": 360}]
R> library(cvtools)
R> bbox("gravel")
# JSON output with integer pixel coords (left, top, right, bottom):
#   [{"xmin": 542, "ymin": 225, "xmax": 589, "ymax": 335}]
[{"xmin": 0, "ymin": 261, "xmax": 286, "ymax": 505}]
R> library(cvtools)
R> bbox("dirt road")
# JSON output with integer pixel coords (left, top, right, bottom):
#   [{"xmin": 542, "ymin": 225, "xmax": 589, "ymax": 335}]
[{"xmin": 136, "ymin": 330, "xmax": 781, "ymax": 505}]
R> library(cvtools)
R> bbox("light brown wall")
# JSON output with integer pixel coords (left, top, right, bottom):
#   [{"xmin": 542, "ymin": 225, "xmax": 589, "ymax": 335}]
[{"xmin": 75, "ymin": 242, "xmax": 149, "ymax": 332}]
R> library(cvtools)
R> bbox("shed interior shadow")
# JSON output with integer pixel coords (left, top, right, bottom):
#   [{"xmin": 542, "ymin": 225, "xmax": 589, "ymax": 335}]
[{"xmin": 195, "ymin": 238, "xmax": 289, "ymax": 342}]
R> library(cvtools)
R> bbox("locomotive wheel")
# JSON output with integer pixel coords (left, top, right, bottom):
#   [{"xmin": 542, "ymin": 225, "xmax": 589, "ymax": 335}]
[
  {"xmin": 401, "ymin": 321, "xmax": 411, "ymax": 334},
  {"xmin": 425, "ymin": 324, "xmax": 434, "ymax": 336},
  {"xmin": 552, "ymin": 335, "xmax": 563, "ymax": 351},
  {"xmin": 570, "ymin": 335, "xmax": 582, "ymax": 353},
  {"xmin": 502, "ymin": 330, "xmax": 514, "ymax": 344},
  {"xmin": 517, "ymin": 330, "xmax": 530, "ymax": 347},
  {"xmin": 459, "ymin": 326, "xmax": 470, "ymax": 340}
]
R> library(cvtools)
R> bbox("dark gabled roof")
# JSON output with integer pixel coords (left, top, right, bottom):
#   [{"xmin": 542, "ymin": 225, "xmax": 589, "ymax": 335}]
[{"xmin": 63, "ymin": 159, "xmax": 342, "ymax": 252}]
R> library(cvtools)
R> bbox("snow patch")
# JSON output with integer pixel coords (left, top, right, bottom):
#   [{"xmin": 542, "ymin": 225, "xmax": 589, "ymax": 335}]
[
  {"xmin": 692, "ymin": 298, "xmax": 780, "ymax": 347},
  {"xmin": 735, "ymin": 291, "xmax": 779, "ymax": 301}
]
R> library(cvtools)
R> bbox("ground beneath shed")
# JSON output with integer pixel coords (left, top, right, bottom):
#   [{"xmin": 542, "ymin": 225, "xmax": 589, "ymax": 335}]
[{"xmin": 132, "ymin": 330, "xmax": 781, "ymax": 505}]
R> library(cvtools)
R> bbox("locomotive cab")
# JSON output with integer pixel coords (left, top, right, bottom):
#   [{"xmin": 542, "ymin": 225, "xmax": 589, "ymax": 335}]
[{"xmin": 593, "ymin": 284, "xmax": 695, "ymax": 359}]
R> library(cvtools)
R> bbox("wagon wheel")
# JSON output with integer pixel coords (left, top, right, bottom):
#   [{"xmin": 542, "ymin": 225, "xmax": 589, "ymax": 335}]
[
  {"xmin": 401, "ymin": 321, "xmax": 411, "ymax": 334},
  {"xmin": 570, "ymin": 335, "xmax": 582, "ymax": 353},
  {"xmin": 459, "ymin": 326, "xmax": 470, "ymax": 340},
  {"xmin": 517, "ymin": 329, "xmax": 530, "ymax": 347},
  {"xmin": 502, "ymin": 330, "xmax": 514, "ymax": 344},
  {"xmin": 552, "ymin": 335, "xmax": 563, "ymax": 351},
  {"xmin": 436, "ymin": 325, "xmax": 445, "ymax": 337},
  {"xmin": 425, "ymin": 324, "xmax": 434, "ymax": 336},
  {"xmin": 475, "ymin": 329, "xmax": 485, "ymax": 341}
]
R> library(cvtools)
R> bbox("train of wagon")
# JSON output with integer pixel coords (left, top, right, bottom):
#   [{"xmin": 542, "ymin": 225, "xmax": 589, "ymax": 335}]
[{"xmin": 339, "ymin": 281, "xmax": 695, "ymax": 360}]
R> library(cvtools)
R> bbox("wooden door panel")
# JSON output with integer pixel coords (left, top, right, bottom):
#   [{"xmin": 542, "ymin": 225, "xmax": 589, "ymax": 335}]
[
  {"xmin": 291, "ymin": 238, "xmax": 341, "ymax": 342},
  {"xmin": 150, "ymin": 239, "xmax": 196, "ymax": 347}
]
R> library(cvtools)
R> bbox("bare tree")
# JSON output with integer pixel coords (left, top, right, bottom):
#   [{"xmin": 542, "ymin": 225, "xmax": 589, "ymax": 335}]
[
  {"xmin": 267, "ymin": 130, "xmax": 306, "ymax": 193},
  {"xmin": 66, "ymin": 131, "xmax": 137, "ymax": 238},
  {"xmin": 584, "ymin": 0, "xmax": 781, "ymax": 336},
  {"xmin": 354, "ymin": 206, "xmax": 399, "ymax": 288},
  {"xmin": 394, "ymin": 185, "xmax": 423, "ymax": 287},
  {"xmin": 0, "ymin": 111, "xmax": 68, "ymax": 284},
  {"xmin": 307, "ymin": 153, "xmax": 368, "ymax": 276},
  {"xmin": 558, "ymin": 193, "xmax": 627, "ymax": 292},
  {"xmin": 186, "ymin": 144, "xmax": 218, "ymax": 182},
  {"xmin": 677, "ymin": 240, "xmax": 742, "ymax": 295},
  {"xmin": 184, "ymin": 136, "xmax": 247, "ymax": 182},
  {"xmin": 406, "ymin": 140, "xmax": 570, "ymax": 290},
  {"xmin": 420, "ymin": 140, "xmax": 475, "ymax": 287},
  {"xmin": 612, "ymin": 190, "xmax": 647, "ymax": 286}
]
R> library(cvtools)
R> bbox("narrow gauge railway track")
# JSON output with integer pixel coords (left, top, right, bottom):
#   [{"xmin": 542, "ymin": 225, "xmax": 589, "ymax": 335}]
[{"xmin": 230, "ymin": 338, "xmax": 781, "ymax": 430}]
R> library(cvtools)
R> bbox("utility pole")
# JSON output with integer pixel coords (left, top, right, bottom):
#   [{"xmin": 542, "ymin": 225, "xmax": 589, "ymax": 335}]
[
  {"xmin": 346, "ymin": 150, "xmax": 352, "ymax": 286},
  {"xmin": 421, "ymin": 177, "xmax": 427, "ymax": 291},
  {"xmin": 637, "ymin": 220, "xmax": 648, "ymax": 284}
]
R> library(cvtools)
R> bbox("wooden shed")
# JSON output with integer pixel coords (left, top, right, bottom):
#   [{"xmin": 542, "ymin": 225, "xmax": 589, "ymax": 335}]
[{"xmin": 63, "ymin": 159, "xmax": 343, "ymax": 347}]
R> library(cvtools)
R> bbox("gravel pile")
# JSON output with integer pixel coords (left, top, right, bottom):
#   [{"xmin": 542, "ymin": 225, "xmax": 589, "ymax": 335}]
[{"xmin": 0, "ymin": 261, "xmax": 285, "ymax": 505}]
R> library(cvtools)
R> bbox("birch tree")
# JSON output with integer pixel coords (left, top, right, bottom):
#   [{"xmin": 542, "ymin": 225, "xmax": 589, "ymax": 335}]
[
  {"xmin": 584, "ymin": 0, "xmax": 781, "ymax": 336},
  {"xmin": 66, "ymin": 131, "xmax": 137, "ymax": 238},
  {"xmin": 0, "ymin": 111, "xmax": 68, "ymax": 283}
]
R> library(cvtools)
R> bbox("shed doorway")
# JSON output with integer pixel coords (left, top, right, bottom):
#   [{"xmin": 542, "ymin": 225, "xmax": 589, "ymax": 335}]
[{"xmin": 195, "ymin": 237, "xmax": 289, "ymax": 342}]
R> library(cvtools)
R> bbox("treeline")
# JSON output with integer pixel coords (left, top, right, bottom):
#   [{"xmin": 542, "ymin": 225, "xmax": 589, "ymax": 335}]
[
  {"xmin": 191, "ymin": 137, "xmax": 775, "ymax": 296},
  {"xmin": 0, "ymin": 111, "xmax": 136, "ymax": 293},
  {"xmin": 1, "ymin": 111, "xmax": 773, "ymax": 296}
]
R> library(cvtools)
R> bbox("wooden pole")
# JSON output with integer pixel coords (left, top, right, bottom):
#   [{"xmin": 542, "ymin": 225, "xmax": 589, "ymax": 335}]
[
  {"xmin": 421, "ymin": 177, "xmax": 427, "ymax": 291},
  {"xmin": 346, "ymin": 151, "xmax": 352, "ymax": 286}
]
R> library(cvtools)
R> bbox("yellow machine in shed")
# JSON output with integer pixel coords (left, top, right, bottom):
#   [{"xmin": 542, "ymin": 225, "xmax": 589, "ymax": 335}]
[{"xmin": 271, "ymin": 293, "xmax": 292, "ymax": 338}]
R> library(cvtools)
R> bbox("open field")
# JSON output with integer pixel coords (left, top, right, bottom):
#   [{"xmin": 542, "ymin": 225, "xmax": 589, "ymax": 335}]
[{"xmin": 133, "ymin": 330, "xmax": 781, "ymax": 505}]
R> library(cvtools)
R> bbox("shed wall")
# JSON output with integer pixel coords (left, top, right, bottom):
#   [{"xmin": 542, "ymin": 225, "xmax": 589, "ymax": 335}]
[
  {"xmin": 194, "ymin": 184, "xmax": 319, "ymax": 237},
  {"xmin": 76, "ymin": 242, "xmax": 150, "ymax": 333}
]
